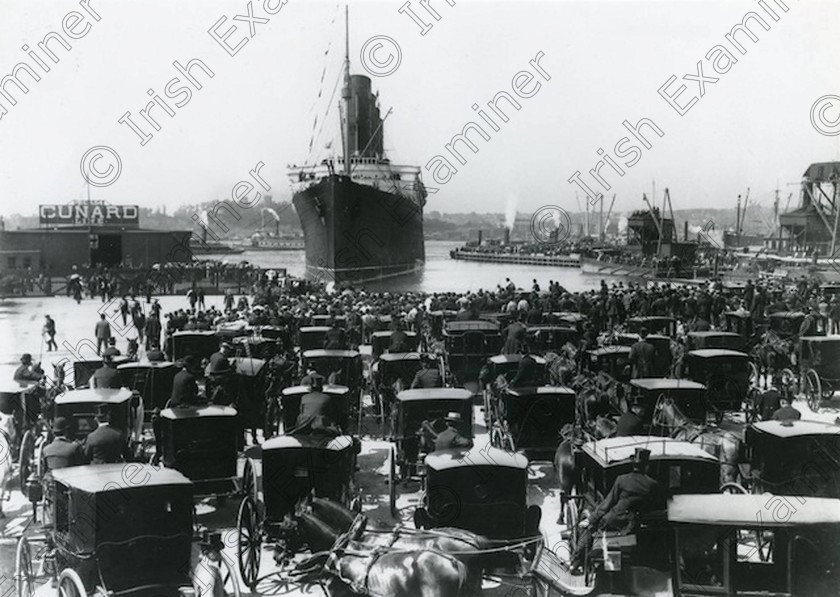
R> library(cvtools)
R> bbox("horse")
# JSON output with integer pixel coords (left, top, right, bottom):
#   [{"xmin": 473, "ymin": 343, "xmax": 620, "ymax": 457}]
[
  {"xmin": 0, "ymin": 411, "xmax": 15, "ymax": 518},
  {"xmin": 651, "ymin": 395, "xmax": 742, "ymax": 486},
  {"xmin": 750, "ymin": 332, "xmax": 794, "ymax": 389},
  {"xmin": 544, "ymin": 343, "xmax": 578, "ymax": 386},
  {"xmin": 285, "ymin": 497, "xmax": 487, "ymax": 596}
]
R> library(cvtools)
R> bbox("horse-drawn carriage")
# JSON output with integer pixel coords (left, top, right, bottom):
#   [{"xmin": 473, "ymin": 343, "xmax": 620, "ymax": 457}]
[
  {"xmin": 297, "ymin": 326, "xmax": 331, "ymax": 352},
  {"xmin": 117, "ymin": 361, "xmax": 176, "ymax": 416},
  {"xmin": 526, "ymin": 325, "xmax": 581, "ymax": 354},
  {"xmin": 414, "ymin": 446, "xmax": 541, "ymax": 545},
  {"xmin": 630, "ymin": 378, "xmax": 708, "ymax": 429},
  {"xmin": 724, "ymin": 310, "xmax": 755, "ymax": 338},
  {"xmin": 279, "ymin": 384, "xmax": 352, "ymax": 433},
  {"xmin": 583, "ymin": 346, "xmax": 632, "ymax": 385},
  {"xmin": 799, "ymin": 336, "xmax": 840, "ymax": 412},
  {"xmin": 388, "ymin": 388, "xmax": 474, "ymax": 517},
  {"xmin": 613, "ymin": 333, "xmax": 672, "ymax": 377},
  {"xmin": 682, "ymin": 349, "xmax": 755, "ymax": 417},
  {"xmin": 768, "ymin": 311, "xmax": 809, "ymax": 339},
  {"xmin": 236, "ymin": 433, "xmax": 358, "ymax": 590},
  {"xmin": 159, "ymin": 404, "xmax": 240, "ymax": 499},
  {"xmin": 300, "ymin": 349, "xmax": 363, "ymax": 425},
  {"xmin": 15, "ymin": 464, "xmax": 239, "ymax": 597},
  {"xmin": 428, "ymin": 309, "xmax": 458, "ymax": 339},
  {"xmin": 488, "ymin": 386, "xmax": 576, "ymax": 458},
  {"xmin": 72, "ymin": 357, "xmax": 130, "ymax": 389},
  {"xmin": 167, "ymin": 330, "xmax": 220, "ymax": 363},
  {"xmin": 481, "ymin": 353, "xmax": 548, "ymax": 402},
  {"xmin": 626, "ymin": 316, "xmax": 676, "ymax": 337},
  {"xmin": 2, "ymin": 382, "xmax": 42, "ymax": 481},
  {"xmin": 370, "ymin": 352, "xmax": 444, "ymax": 423},
  {"xmin": 686, "ymin": 330, "xmax": 744, "ymax": 352},
  {"xmin": 311, "ymin": 314, "xmax": 347, "ymax": 328},
  {"xmin": 743, "ymin": 420, "xmax": 840, "ymax": 498},
  {"xmin": 542, "ymin": 493, "xmax": 840, "ymax": 596},
  {"xmin": 549, "ymin": 312, "xmax": 588, "ymax": 334},
  {"xmin": 443, "ymin": 320, "xmax": 502, "ymax": 390},
  {"xmin": 370, "ymin": 330, "xmax": 421, "ymax": 361}
]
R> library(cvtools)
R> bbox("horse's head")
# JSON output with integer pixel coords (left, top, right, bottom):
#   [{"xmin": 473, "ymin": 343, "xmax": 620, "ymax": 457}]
[{"xmin": 0, "ymin": 411, "xmax": 16, "ymax": 445}]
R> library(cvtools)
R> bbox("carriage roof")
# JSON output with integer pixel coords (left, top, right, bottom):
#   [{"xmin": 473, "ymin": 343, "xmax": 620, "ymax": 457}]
[
  {"xmin": 552, "ymin": 312, "xmax": 587, "ymax": 321},
  {"xmin": 52, "ymin": 463, "xmax": 191, "ymax": 494},
  {"xmin": 0, "ymin": 381, "xmax": 38, "ymax": 394},
  {"xmin": 505, "ymin": 385, "xmax": 575, "ymax": 398},
  {"xmin": 630, "ymin": 378, "xmax": 706, "ymax": 391},
  {"xmin": 55, "ymin": 388, "xmax": 133, "ymax": 405},
  {"xmin": 299, "ymin": 326, "xmax": 332, "ymax": 333},
  {"xmin": 725, "ymin": 310, "xmax": 751, "ymax": 319},
  {"xmin": 372, "ymin": 330, "xmax": 417, "ymax": 338},
  {"xmin": 687, "ymin": 348, "xmax": 749, "ymax": 359},
  {"xmin": 425, "ymin": 446, "xmax": 529, "ymax": 471},
  {"xmin": 116, "ymin": 361, "xmax": 176, "ymax": 370},
  {"xmin": 527, "ymin": 324, "xmax": 577, "ymax": 331},
  {"xmin": 588, "ymin": 346, "xmax": 632, "ymax": 357},
  {"xmin": 582, "ymin": 436, "xmax": 718, "ymax": 466},
  {"xmin": 669, "ymin": 494, "xmax": 840, "ymax": 526},
  {"xmin": 687, "ymin": 331, "xmax": 741, "ymax": 339},
  {"xmin": 750, "ymin": 420, "xmax": 840, "ymax": 439},
  {"xmin": 617, "ymin": 333, "xmax": 669, "ymax": 341},
  {"xmin": 302, "ymin": 349, "xmax": 360, "ymax": 359},
  {"xmin": 627, "ymin": 315, "xmax": 676, "ymax": 322},
  {"xmin": 488, "ymin": 354, "xmax": 547, "ymax": 365},
  {"xmin": 281, "ymin": 384, "xmax": 350, "ymax": 396},
  {"xmin": 262, "ymin": 434, "xmax": 354, "ymax": 452},
  {"xmin": 800, "ymin": 335, "xmax": 840, "ymax": 345},
  {"xmin": 160, "ymin": 404, "xmax": 238, "ymax": 420},
  {"xmin": 444, "ymin": 320, "xmax": 500, "ymax": 333},
  {"xmin": 171, "ymin": 330, "xmax": 217, "ymax": 338},
  {"xmin": 396, "ymin": 388, "xmax": 474, "ymax": 402},
  {"xmin": 378, "ymin": 352, "xmax": 433, "ymax": 363}
]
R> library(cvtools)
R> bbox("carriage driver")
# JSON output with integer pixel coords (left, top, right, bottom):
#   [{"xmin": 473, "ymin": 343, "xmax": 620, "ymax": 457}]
[
  {"xmin": 420, "ymin": 412, "xmax": 473, "ymax": 452},
  {"xmin": 84, "ymin": 404, "xmax": 131, "ymax": 464},
  {"xmin": 296, "ymin": 374, "xmax": 343, "ymax": 435},
  {"xmin": 43, "ymin": 416, "xmax": 86, "ymax": 472},
  {"xmin": 570, "ymin": 447, "xmax": 666, "ymax": 574},
  {"xmin": 169, "ymin": 355, "xmax": 205, "ymax": 408},
  {"xmin": 205, "ymin": 342, "xmax": 235, "ymax": 404},
  {"xmin": 410, "ymin": 357, "xmax": 443, "ymax": 389},
  {"xmin": 14, "ymin": 353, "xmax": 43, "ymax": 382}
]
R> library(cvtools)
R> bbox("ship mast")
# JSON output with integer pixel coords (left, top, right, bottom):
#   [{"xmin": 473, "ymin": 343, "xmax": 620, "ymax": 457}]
[{"xmin": 341, "ymin": 5, "xmax": 351, "ymax": 176}]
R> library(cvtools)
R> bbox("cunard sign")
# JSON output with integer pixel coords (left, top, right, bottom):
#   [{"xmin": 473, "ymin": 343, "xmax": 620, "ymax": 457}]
[{"xmin": 39, "ymin": 203, "xmax": 139, "ymax": 226}]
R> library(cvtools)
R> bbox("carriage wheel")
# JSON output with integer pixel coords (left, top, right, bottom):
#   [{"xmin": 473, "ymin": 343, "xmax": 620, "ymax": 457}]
[
  {"xmin": 564, "ymin": 487, "xmax": 580, "ymax": 547},
  {"xmin": 388, "ymin": 445, "xmax": 398, "ymax": 519},
  {"xmin": 57, "ymin": 569, "xmax": 86, "ymax": 597},
  {"xmin": 18, "ymin": 430, "xmax": 35, "ymax": 499},
  {"xmin": 720, "ymin": 482, "xmax": 750, "ymax": 494},
  {"xmin": 748, "ymin": 361, "xmax": 760, "ymax": 389},
  {"xmin": 236, "ymin": 496, "xmax": 262, "ymax": 591},
  {"xmin": 216, "ymin": 551, "xmax": 242, "ymax": 597},
  {"xmin": 805, "ymin": 370, "xmax": 822, "ymax": 413},
  {"xmin": 744, "ymin": 388, "xmax": 762, "ymax": 424},
  {"xmin": 15, "ymin": 536, "xmax": 33, "ymax": 597}
]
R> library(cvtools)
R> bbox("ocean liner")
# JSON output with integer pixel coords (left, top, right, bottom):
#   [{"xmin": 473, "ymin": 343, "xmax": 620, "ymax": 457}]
[{"xmin": 288, "ymin": 9, "xmax": 427, "ymax": 285}]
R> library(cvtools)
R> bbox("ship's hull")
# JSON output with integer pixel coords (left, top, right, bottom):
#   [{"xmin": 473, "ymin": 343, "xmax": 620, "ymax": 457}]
[{"xmin": 293, "ymin": 175, "xmax": 425, "ymax": 285}]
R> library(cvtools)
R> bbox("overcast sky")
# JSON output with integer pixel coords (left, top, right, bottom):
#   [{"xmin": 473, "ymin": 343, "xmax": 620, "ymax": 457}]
[{"xmin": 1, "ymin": 0, "xmax": 839, "ymax": 219}]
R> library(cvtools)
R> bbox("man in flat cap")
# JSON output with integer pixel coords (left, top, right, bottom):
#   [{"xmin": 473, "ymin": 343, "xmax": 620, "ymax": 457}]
[
  {"xmin": 429, "ymin": 412, "xmax": 473, "ymax": 452},
  {"xmin": 14, "ymin": 354, "xmax": 43, "ymax": 383},
  {"xmin": 570, "ymin": 447, "xmax": 665, "ymax": 573}
]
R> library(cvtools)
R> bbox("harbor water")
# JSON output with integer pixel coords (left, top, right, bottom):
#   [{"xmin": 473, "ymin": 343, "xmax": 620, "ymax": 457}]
[{"xmin": 207, "ymin": 241, "xmax": 608, "ymax": 293}]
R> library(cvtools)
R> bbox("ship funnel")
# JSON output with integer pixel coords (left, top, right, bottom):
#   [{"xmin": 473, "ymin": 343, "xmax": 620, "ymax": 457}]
[
  {"xmin": 478, "ymin": 230, "xmax": 483, "ymax": 246},
  {"xmin": 504, "ymin": 227, "xmax": 511, "ymax": 245}
]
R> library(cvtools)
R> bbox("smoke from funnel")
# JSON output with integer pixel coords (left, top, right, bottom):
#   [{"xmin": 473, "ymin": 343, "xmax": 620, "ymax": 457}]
[{"xmin": 505, "ymin": 193, "xmax": 518, "ymax": 230}]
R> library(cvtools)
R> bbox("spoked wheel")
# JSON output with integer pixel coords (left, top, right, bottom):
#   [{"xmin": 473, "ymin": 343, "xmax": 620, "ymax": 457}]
[
  {"xmin": 748, "ymin": 361, "xmax": 760, "ymax": 389},
  {"xmin": 18, "ymin": 430, "xmax": 35, "ymax": 498},
  {"xmin": 15, "ymin": 536, "xmax": 33, "ymax": 597},
  {"xmin": 564, "ymin": 487, "xmax": 580, "ymax": 547},
  {"xmin": 721, "ymin": 482, "xmax": 750, "ymax": 494},
  {"xmin": 236, "ymin": 496, "xmax": 262, "ymax": 591},
  {"xmin": 805, "ymin": 369, "xmax": 822, "ymax": 413},
  {"xmin": 388, "ymin": 445, "xmax": 398, "ymax": 519},
  {"xmin": 216, "ymin": 552, "xmax": 242, "ymax": 597},
  {"xmin": 744, "ymin": 388, "xmax": 762, "ymax": 424},
  {"xmin": 241, "ymin": 458, "xmax": 259, "ymax": 506},
  {"xmin": 57, "ymin": 569, "xmax": 86, "ymax": 597}
]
